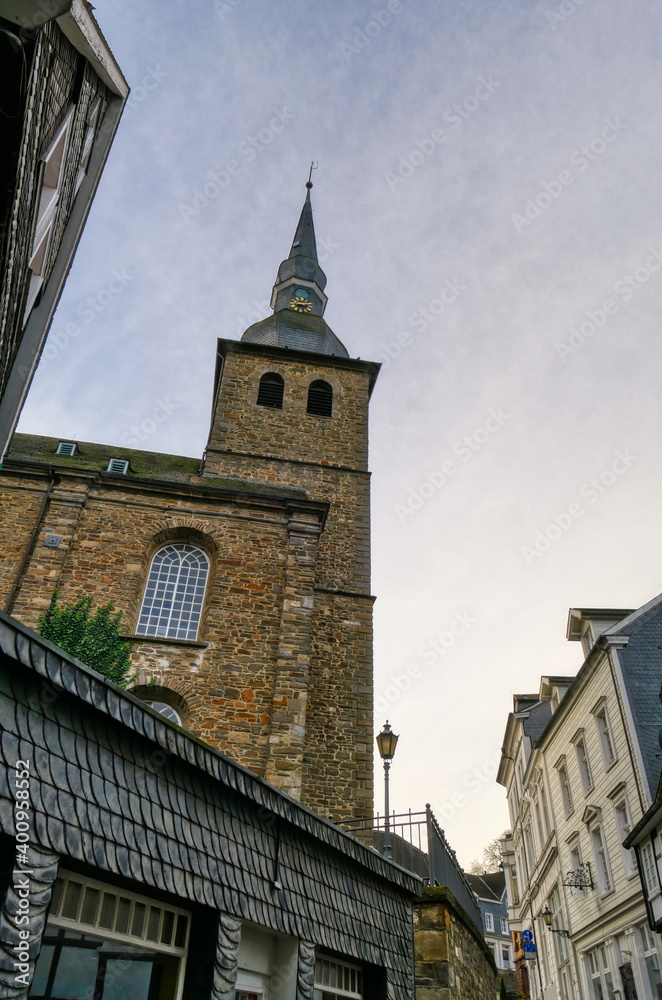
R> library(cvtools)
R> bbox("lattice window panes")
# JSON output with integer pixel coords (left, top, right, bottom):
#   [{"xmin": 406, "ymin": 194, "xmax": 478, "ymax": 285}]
[{"xmin": 137, "ymin": 543, "xmax": 210, "ymax": 640}]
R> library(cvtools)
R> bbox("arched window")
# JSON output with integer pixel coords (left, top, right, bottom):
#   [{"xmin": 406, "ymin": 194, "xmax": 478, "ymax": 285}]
[
  {"xmin": 257, "ymin": 372, "xmax": 284, "ymax": 408},
  {"xmin": 137, "ymin": 543, "xmax": 209, "ymax": 640},
  {"xmin": 307, "ymin": 379, "xmax": 333, "ymax": 417},
  {"xmin": 145, "ymin": 701, "xmax": 182, "ymax": 725}
]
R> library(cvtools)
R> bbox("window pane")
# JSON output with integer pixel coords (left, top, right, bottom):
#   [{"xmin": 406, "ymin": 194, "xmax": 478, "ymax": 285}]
[{"xmin": 137, "ymin": 544, "xmax": 209, "ymax": 640}]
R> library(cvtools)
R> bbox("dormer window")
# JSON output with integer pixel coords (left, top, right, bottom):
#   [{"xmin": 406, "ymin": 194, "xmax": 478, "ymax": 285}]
[
  {"xmin": 257, "ymin": 372, "xmax": 284, "ymax": 409},
  {"xmin": 107, "ymin": 458, "xmax": 129, "ymax": 475},
  {"xmin": 307, "ymin": 379, "xmax": 333, "ymax": 417},
  {"xmin": 56, "ymin": 441, "xmax": 77, "ymax": 456}
]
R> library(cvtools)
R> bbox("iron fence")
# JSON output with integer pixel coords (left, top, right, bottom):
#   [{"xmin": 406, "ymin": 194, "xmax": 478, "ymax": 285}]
[{"xmin": 338, "ymin": 804, "xmax": 482, "ymax": 933}]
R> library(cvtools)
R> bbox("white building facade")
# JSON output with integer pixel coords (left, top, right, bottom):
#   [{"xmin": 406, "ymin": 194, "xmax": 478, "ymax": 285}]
[{"xmin": 498, "ymin": 598, "xmax": 662, "ymax": 1000}]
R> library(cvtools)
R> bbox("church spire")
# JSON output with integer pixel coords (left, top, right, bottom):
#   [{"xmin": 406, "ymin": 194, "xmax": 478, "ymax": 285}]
[{"xmin": 270, "ymin": 169, "xmax": 327, "ymax": 317}]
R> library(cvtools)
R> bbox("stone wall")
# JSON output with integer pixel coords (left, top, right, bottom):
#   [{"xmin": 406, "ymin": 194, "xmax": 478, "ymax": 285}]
[
  {"xmin": 0, "ymin": 333, "xmax": 379, "ymax": 821},
  {"xmin": 414, "ymin": 887, "xmax": 498, "ymax": 1000}
]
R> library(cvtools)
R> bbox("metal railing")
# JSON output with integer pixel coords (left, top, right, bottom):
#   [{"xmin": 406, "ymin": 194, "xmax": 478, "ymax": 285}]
[{"xmin": 338, "ymin": 804, "xmax": 482, "ymax": 932}]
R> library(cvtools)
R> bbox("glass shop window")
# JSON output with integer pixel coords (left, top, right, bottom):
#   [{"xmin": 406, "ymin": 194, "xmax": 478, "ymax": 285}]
[{"xmin": 29, "ymin": 871, "xmax": 190, "ymax": 1000}]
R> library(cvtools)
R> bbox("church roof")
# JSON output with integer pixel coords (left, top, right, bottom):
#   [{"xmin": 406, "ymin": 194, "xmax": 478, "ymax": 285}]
[
  {"xmin": 275, "ymin": 187, "xmax": 327, "ymax": 292},
  {"xmin": 241, "ymin": 308, "xmax": 349, "ymax": 357}
]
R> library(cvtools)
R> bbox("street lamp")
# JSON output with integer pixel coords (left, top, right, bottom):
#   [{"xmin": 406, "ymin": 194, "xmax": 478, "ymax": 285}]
[
  {"xmin": 539, "ymin": 904, "xmax": 570, "ymax": 938},
  {"xmin": 376, "ymin": 720, "xmax": 399, "ymax": 860}
]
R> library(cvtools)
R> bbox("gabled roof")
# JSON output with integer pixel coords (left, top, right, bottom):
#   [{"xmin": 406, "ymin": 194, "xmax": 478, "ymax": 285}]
[{"xmin": 465, "ymin": 871, "xmax": 505, "ymax": 902}]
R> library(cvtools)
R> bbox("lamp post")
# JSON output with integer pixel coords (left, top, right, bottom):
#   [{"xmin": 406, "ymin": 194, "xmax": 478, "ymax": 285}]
[
  {"xmin": 539, "ymin": 904, "xmax": 570, "ymax": 938},
  {"xmin": 376, "ymin": 720, "xmax": 399, "ymax": 860}
]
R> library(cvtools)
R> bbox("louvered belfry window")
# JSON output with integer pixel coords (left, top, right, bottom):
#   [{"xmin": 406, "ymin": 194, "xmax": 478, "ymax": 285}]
[
  {"xmin": 137, "ymin": 543, "xmax": 209, "ymax": 640},
  {"xmin": 307, "ymin": 379, "xmax": 333, "ymax": 416},
  {"xmin": 257, "ymin": 372, "xmax": 285, "ymax": 408}
]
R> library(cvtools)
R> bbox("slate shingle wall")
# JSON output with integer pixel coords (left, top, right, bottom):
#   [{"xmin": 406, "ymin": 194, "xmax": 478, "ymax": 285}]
[
  {"xmin": 617, "ymin": 604, "xmax": 662, "ymax": 798},
  {"xmin": 0, "ymin": 616, "xmax": 417, "ymax": 1000}
]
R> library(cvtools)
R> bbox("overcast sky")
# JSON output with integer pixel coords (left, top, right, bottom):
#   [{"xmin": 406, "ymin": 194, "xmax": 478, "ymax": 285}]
[{"xmin": 19, "ymin": 0, "xmax": 662, "ymax": 866}]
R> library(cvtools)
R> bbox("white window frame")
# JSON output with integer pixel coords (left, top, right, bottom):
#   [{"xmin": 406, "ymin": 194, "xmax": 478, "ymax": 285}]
[
  {"xmin": 568, "ymin": 837, "xmax": 586, "ymax": 898},
  {"xmin": 485, "ymin": 912, "xmax": 494, "ymax": 932},
  {"xmin": 641, "ymin": 841, "xmax": 660, "ymax": 897},
  {"xmin": 137, "ymin": 542, "xmax": 210, "ymax": 641},
  {"xmin": 24, "ymin": 107, "xmax": 74, "ymax": 322},
  {"xmin": 612, "ymin": 795, "xmax": 637, "ymax": 878},
  {"xmin": 556, "ymin": 757, "xmax": 574, "ymax": 816},
  {"xmin": 314, "ymin": 956, "xmax": 363, "ymax": 1000},
  {"xmin": 75, "ymin": 97, "xmax": 101, "ymax": 194},
  {"xmin": 500, "ymin": 917, "xmax": 509, "ymax": 936},
  {"xmin": 572, "ymin": 732, "xmax": 594, "ymax": 794},
  {"xmin": 638, "ymin": 923, "xmax": 662, "ymax": 998},
  {"xmin": 587, "ymin": 814, "xmax": 612, "ymax": 894},
  {"xmin": 40, "ymin": 870, "xmax": 190, "ymax": 1000},
  {"xmin": 592, "ymin": 699, "xmax": 617, "ymax": 768}
]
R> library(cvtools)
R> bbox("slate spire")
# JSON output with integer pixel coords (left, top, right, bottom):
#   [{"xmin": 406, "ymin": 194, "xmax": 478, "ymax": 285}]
[{"xmin": 270, "ymin": 171, "xmax": 328, "ymax": 317}]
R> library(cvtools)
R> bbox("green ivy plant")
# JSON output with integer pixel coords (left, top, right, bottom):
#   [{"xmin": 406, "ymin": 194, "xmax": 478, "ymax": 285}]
[{"xmin": 38, "ymin": 591, "xmax": 134, "ymax": 687}]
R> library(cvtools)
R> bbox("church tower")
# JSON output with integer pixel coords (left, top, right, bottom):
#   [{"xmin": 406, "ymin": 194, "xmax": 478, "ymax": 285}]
[
  {"xmin": 0, "ymin": 182, "xmax": 379, "ymax": 821},
  {"xmin": 203, "ymin": 181, "xmax": 380, "ymax": 814}
]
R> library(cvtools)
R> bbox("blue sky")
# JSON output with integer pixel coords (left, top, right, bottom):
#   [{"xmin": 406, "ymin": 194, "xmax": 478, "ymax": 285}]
[{"xmin": 19, "ymin": 0, "xmax": 662, "ymax": 865}]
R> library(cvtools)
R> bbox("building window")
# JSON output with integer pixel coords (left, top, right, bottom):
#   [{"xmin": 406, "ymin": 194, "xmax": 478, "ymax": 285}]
[
  {"xmin": 32, "ymin": 871, "xmax": 189, "ymax": 1000},
  {"xmin": 307, "ymin": 380, "xmax": 333, "ymax": 417},
  {"xmin": 501, "ymin": 946, "xmax": 511, "ymax": 969},
  {"xmin": 589, "ymin": 820, "xmax": 612, "ymax": 893},
  {"xmin": 256, "ymin": 372, "xmax": 284, "ymax": 408},
  {"xmin": 594, "ymin": 703, "xmax": 617, "ymax": 767},
  {"xmin": 642, "ymin": 841, "xmax": 659, "ymax": 895},
  {"xmin": 569, "ymin": 841, "xmax": 586, "ymax": 898},
  {"xmin": 137, "ymin": 543, "xmax": 209, "ymax": 641},
  {"xmin": 145, "ymin": 701, "xmax": 182, "ymax": 726},
  {"xmin": 485, "ymin": 912, "xmax": 494, "ymax": 932},
  {"xmin": 548, "ymin": 889, "xmax": 569, "ymax": 966},
  {"xmin": 557, "ymin": 759, "xmax": 574, "ymax": 816},
  {"xmin": 586, "ymin": 946, "xmax": 618, "ymax": 1000},
  {"xmin": 524, "ymin": 821, "xmax": 536, "ymax": 866},
  {"xmin": 574, "ymin": 735, "xmax": 593, "ymax": 794},
  {"xmin": 314, "ymin": 957, "xmax": 362, "ymax": 1000},
  {"xmin": 500, "ymin": 917, "xmax": 508, "ymax": 935},
  {"xmin": 613, "ymin": 797, "xmax": 637, "ymax": 877},
  {"xmin": 639, "ymin": 924, "xmax": 662, "ymax": 997},
  {"xmin": 24, "ymin": 107, "xmax": 74, "ymax": 322},
  {"xmin": 75, "ymin": 98, "xmax": 101, "ymax": 194}
]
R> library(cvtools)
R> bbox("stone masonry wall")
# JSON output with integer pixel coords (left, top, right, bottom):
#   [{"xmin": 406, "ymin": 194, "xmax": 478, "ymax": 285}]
[{"xmin": 414, "ymin": 888, "xmax": 497, "ymax": 1000}]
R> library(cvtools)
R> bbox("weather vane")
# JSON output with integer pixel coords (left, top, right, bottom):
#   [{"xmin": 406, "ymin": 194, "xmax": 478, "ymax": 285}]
[{"xmin": 306, "ymin": 161, "xmax": 318, "ymax": 189}]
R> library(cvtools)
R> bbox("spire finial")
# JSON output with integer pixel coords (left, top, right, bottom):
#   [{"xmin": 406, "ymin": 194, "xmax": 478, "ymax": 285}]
[{"xmin": 306, "ymin": 161, "xmax": 317, "ymax": 190}]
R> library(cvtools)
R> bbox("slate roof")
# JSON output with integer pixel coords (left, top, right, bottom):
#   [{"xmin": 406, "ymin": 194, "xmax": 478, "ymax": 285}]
[
  {"xmin": 605, "ymin": 596, "xmax": 662, "ymax": 797},
  {"xmin": 522, "ymin": 700, "xmax": 552, "ymax": 745},
  {"xmin": 4, "ymin": 434, "xmax": 309, "ymax": 501},
  {"xmin": 0, "ymin": 611, "xmax": 419, "ymax": 992},
  {"xmin": 465, "ymin": 871, "xmax": 505, "ymax": 903},
  {"xmin": 241, "ymin": 309, "xmax": 349, "ymax": 358},
  {"xmin": 275, "ymin": 188, "xmax": 327, "ymax": 293}
]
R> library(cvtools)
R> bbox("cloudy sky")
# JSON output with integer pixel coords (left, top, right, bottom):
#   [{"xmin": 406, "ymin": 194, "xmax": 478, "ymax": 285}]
[{"xmin": 19, "ymin": 0, "xmax": 662, "ymax": 866}]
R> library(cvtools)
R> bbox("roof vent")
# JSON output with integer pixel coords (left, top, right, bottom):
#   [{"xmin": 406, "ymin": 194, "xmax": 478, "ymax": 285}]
[
  {"xmin": 107, "ymin": 458, "xmax": 129, "ymax": 475},
  {"xmin": 56, "ymin": 441, "xmax": 77, "ymax": 456}
]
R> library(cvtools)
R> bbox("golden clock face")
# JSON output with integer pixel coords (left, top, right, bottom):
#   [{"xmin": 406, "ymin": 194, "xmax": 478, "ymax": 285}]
[{"xmin": 290, "ymin": 288, "xmax": 313, "ymax": 313}]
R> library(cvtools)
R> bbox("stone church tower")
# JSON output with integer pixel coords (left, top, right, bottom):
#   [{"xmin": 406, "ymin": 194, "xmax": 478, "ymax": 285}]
[{"xmin": 0, "ymin": 184, "xmax": 380, "ymax": 820}]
